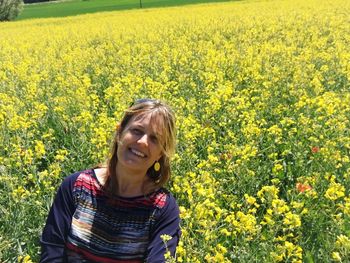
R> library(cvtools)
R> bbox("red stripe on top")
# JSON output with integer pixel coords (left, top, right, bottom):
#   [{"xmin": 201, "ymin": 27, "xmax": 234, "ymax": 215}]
[
  {"xmin": 74, "ymin": 170, "xmax": 167, "ymax": 209},
  {"xmin": 66, "ymin": 242, "xmax": 143, "ymax": 263}
]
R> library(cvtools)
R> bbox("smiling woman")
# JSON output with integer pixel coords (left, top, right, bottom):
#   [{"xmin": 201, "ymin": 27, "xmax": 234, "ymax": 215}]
[
  {"xmin": 39, "ymin": 99, "xmax": 181, "ymax": 263},
  {"xmin": 107, "ymin": 99, "xmax": 177, "ymax": 197}
]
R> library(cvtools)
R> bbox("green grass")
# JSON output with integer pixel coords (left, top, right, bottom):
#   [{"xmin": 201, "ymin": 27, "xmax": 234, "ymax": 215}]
[{"xmin": 17, "ymin": 0, "xmax": 234, "ymax": 20}]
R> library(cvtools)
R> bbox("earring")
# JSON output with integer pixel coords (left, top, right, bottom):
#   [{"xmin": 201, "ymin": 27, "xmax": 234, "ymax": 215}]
[{"xmin": 154, "ymin": 161, "xmax": 160, "ymax": 172}]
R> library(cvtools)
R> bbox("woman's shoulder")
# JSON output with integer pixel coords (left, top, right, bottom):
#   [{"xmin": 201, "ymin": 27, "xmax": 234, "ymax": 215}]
[
  {"xmin": 60, "ymin": 169, "xmax": 97, "ymax": 190},
  {"xmin": 60, "ymin": 170, "xmax": 84, "ymax": 186},
  {"xmin": 149, "ymin": 188, "xmax": 178, "ymax": 211},
  {"xmin": 150, "ymin": 188, "xmax": 180, "ymax": 226}
]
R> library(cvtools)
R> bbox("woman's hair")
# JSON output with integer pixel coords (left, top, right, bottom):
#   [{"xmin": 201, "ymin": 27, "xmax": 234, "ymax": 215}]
[{"xmin": 105, "ymin": 99, "xmax": 176, "ymax": 195}]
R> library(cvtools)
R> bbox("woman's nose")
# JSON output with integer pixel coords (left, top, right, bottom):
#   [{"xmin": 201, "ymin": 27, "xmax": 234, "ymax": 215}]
[{"xmin": 137, "ymin": 134, "xmax": 149, "ymax": 145}]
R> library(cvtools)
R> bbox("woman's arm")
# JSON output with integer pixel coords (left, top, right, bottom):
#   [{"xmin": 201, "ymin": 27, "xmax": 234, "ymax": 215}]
[
  {"xmin": 40, "ymin": 172, "xmax": 79, "ymax": 263},
  {"xmin": 146, "ymin": 193, "xmax": 181, "ymax": 263}
]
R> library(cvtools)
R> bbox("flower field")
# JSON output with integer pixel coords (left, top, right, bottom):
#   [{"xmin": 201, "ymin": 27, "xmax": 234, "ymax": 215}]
[{"xmin": 1, "ymin": 0, "xmax": 350, "ymax": 261}]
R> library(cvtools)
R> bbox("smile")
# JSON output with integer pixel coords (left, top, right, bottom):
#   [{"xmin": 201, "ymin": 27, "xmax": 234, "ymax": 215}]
[{"xmin": 130, "ymin": 148, "xmax": 146, "ymax": 158}]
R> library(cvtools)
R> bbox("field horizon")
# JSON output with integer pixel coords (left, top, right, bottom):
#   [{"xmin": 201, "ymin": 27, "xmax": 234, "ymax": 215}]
[{"xmin": 17, "ymin": 0, "xmax": 236, "ymax": 20}]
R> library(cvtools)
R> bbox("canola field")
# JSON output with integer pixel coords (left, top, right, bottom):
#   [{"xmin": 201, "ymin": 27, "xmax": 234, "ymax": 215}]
[{"xmin": 1, "ymin": 0, "xmax": 350, "ymax": 262}]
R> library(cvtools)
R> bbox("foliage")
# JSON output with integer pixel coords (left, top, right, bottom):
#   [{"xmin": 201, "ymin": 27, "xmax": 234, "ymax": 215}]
[
  {"xmin": 24, "ymin": 0, "xmax": 53, "ymax": 4},
  {"xmin": 0, "ymin": 0, "xmax": 23, "ymax": 21},
  {"xmin": 1, "ymin": 0, "xmax": 350, "ymax": 262}
]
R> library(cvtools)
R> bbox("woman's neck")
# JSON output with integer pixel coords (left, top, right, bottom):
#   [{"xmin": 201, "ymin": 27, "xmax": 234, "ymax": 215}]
[
  {"xmin": 95, "ymin": 166, "xmax": 156, "ymax": 197},
  {"xmin": 115, "ymin": 163, "xmax": 148, "ymax": 197}
]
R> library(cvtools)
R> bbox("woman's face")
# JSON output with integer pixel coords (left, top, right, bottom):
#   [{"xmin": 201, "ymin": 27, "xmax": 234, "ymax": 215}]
[{"xmin": 117, "ymin": 113, "xmax": 163, "ymax": 174}]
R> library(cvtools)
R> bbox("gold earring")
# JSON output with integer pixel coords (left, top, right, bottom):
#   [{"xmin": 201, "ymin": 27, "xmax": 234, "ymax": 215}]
[{"xmin": 154, "ymin": 161, "xmax": 160, "ymax": 172}]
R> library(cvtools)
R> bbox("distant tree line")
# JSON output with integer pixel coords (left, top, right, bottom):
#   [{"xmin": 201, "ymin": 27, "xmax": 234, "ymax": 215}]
[
  {"xmin": 1, "ymin": 0, "xmax": 60, "ymax": 21},
  {"xmin": 0, "ymin": 0, "xmax": 23, "ymax": 21},
  {"xmin": 24, "ymin": 0, "xmax": 55, "ymax": 3}
]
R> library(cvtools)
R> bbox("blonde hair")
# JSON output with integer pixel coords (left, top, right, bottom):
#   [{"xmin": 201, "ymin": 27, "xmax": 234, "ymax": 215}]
[{"xmin": 105, "ymin": 99, "xmax": 176, "ymax": 195}]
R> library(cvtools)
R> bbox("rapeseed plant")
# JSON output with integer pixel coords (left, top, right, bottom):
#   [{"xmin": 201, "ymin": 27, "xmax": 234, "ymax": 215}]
[{"xmin": 0, "ymin": 0, "xmax": 349, "ymax": 261}]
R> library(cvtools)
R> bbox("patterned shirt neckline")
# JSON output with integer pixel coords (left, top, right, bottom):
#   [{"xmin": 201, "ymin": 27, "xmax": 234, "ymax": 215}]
[{"xmin": 91, "ymin": 168, "xmax": 162, "ymax": 200}]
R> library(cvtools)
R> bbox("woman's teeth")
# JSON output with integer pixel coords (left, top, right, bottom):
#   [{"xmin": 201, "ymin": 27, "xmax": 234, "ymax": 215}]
[{"xmin": 130, "ymin": 148, "xmax": 145, "ymax": 158}]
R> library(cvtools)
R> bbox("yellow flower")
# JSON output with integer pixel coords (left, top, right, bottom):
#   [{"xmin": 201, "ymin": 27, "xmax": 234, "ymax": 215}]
[
  {"xmin": 272, "ymin": 163, "xmax": 283, "ymax": 174},
  {"xmin": 54, "ymin": 149, "xmax": 68, "ymax": 162},
  {"xmin": 325, "ymin": 182, "xmax": 345, "ymax": 201},
  {"xmin": 343, "ymin": 197, "xmax": 350, "ymax": 216},
  {"xmin": 220, "ymin": 228, "xmax": 231, "ymax": 236},
  {"xmin": 160, "ymin": 234, "xmax": 172, "ymax": 243},
  {"xmin": 34, "ymin": 140, "xmax": 46, "ymax": 159},
  {"xmin": 258, "ymin": 185, "xmax": 279, "ymax": 203},
  {"xmin": 216, "ymin": 244, "xmax": 227, "ymax": 254},
  {"xmin": 332, "ymin": 252, "xmax": 342, "ymax": 261},
  {"xmin": 272, "ymin": 199, "xmax": 290, "ymax": 214},
  {"xmin": 283, "ymin": 212, "xmax": 301, "ymax": 229},
  {"xmin": 270, "ymin": 251, "xmax": 284, "ymax": 262},
  {"xmin": 18, "ymin": 255, "xmax": 33, "ymax": 263},
  {"xmin": 244, "ymin": 194, "xmax": 257, "ymax": 206},
  {"xmin": 335, "ymin": 234, "xmax": 350, "ymax": 250}
]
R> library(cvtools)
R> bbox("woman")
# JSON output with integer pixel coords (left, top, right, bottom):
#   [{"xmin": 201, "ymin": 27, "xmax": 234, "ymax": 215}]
[{"xmin": 40, "ymin": 99, "xmax": 181, "ymax": 263}]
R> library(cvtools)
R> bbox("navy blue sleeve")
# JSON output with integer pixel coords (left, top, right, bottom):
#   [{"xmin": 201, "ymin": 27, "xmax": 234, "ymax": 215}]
[
  {"xmin": 40, "ymin": 172, "xmax": 79, "ymax": 263},
  {"xmin": 146, "ymin": 193, "xmax": 181, "ymax": 263}
]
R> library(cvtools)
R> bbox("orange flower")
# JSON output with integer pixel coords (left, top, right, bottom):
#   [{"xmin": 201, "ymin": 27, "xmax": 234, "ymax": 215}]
[
  {"xmin": 296, "ymin": 183, "xmax": 312, "ymax": 193},
  {"xmin": 311, "ymin": 146, "xmax": 320, "ymax": 153}
]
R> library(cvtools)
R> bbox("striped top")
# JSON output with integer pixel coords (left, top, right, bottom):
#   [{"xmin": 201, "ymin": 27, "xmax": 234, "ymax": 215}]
[{"xmin": 40, "ymin": 169, "xmax": 181, "ymax": 263}]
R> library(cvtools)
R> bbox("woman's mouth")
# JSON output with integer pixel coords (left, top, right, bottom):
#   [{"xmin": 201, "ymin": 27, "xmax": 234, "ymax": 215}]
[{"xmin": 130, "ymin": 148, "xmax": 146, "ymax": 158}]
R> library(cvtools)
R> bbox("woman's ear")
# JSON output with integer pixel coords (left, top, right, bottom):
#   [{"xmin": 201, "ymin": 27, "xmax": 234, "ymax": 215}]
[{"xmin": 156, "ymin": 152, "xmax": 163, "ymax": 161}]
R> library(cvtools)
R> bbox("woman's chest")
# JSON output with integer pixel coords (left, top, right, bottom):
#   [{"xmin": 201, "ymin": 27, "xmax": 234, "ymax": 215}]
[{"xmin": 67, "ymin": 193, "xmax": 157, "ymax": 261}]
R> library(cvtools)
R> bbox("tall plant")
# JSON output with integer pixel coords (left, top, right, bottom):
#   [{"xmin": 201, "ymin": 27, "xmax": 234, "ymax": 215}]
[{"xmin": 0, "ymin": 0, "xmax": 23, "ymax": 21}]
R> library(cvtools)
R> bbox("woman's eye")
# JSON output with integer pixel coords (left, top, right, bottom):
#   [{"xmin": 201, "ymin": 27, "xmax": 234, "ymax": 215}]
[
  {"xmin": 150, "ymin": 136, "xmax": 158, "ymax": 144},
  {"xmin": 131, "ymin": 128, "xmax": 142, "ymax": 134}
]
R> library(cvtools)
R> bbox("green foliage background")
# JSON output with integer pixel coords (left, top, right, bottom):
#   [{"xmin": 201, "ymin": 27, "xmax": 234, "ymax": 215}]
[{"xmin": 0, "ymin": 0, "xmax": 23, "ymax": 21}]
